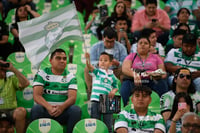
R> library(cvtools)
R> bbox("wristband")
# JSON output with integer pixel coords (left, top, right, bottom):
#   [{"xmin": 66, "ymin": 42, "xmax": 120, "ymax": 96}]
[{"xmin": 171, "ymin": 119, "xmax": 177, "ymax": 123}]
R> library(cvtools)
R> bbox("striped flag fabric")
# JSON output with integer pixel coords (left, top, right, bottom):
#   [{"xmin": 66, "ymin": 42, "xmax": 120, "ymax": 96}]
[{"xmin": 18, "ymin": 4, "xmax": 83, "ymax": 69}]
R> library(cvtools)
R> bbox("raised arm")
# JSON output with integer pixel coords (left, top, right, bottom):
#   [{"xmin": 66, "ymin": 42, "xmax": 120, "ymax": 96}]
[{"xmin": 85, "ymin": 52, "xmax": 94, "ymax": 72}]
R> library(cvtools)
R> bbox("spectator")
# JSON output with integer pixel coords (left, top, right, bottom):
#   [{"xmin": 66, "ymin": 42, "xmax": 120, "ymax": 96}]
[
  {"xmin": 131, "ymin": 0, "xmax": 170, "ymax": 46},
  {"xmin": 10, "ymin": 4, "xmax": 40, "ymax": 52},
  {"xmin": 96, "ymin": 1, "xmax": 131, "ymax": 40},
  {"xmin": 165, "ymin": 28, "xmax": 187, "ymax": 54},
  {"xmin": 0, "ymin": 20, "xmax": 13, "ymax": 61},
  {"xmin": 181, "ymin": 112, "xmax": 200, "ymax": 133},
  {"xmin": 131, "ymin": 28, "xmax": 165, "ymax": 60},
  {"xmin": 164, "ymin": 0, "xmax": 199, "ymax": 25},
  {"xmin": 0, "ymin": 59, "xmax": 29, "ymax": 133},
  {"xmin": 30, "ymin": 49, "xmax": 81, "ymax": 133},
  {"xmin": 165, "ymin": 33, "xmax": 200, "ymax": 91},
  {"xmin": 160, "ymin": 67, "xmax": 200, "ymax": 122},
  {"xmin": 115, "ymin": 16, "xmax": 132, "ymax": 53},
  {"xmin": 84, "ymin": 27, "xmax": 127, "ymax": 99},
  {"xmin": 114, "ymin": 86, "xmax": 166, "ymax": 133},
  {"xmin": 169, "ymin": 8, "xmax": 200, "ymax": 43},
  {"xmin": 85, "ymin": 52, "xmax": 118, "ymax": 133},
  {"xmin": 0, "ymin": 112, "xmax": 15, "ymax": 133},
  {"xmin": 166, "ymin": 92, "xmax": 194, "ymax": 133},
  {"xmin": 120, "ymin": 36, "xmax": 168, "ymax": 106}
]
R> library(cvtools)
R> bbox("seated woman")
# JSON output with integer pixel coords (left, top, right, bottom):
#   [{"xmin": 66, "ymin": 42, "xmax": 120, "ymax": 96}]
[
  {"xmin": 10, "ymin": 4, "xmax": 40, "ymax": 52},
  {"xmin": 167, "ymin": 92, "xmax": 194, "ymax": 133},
  {"xmin": 120, "ymin": 36, "xmax": 168, "ymax": 106}
]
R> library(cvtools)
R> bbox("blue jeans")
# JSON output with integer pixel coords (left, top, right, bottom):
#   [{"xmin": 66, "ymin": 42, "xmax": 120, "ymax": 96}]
[
  {"xmin": 91, "ymin": 101, "xmax": 113, "ymax": 133},
  {"xmin": 120, "ymin": 79, "xmax": 168, "ymax": 106},
  {"xmin": 30, "ymin": 104, "xmax": 81, "ymax": 133}
]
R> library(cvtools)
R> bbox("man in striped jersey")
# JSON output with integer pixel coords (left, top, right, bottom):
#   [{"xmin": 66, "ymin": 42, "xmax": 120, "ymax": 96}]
[
  {"xmin": 165, "ymin": 33, "xmax": 200, "ymax": 91},
  {"xmin": 30, "ymin": 49, "xmax": 81, "ymax": 133},
  {"xmin": 114, "ymin": 86, "xmax": 166, "ymax": 133}
]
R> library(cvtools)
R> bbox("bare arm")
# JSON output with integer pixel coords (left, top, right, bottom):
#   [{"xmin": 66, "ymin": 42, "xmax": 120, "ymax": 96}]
[
  {"xmin": 122, "ymin": 60, "xmax": 133, "ymax": 77},
  {"xmin": 165, "ymin": 62, "xmax": 182, "ymax": 74},
  {"xmin": 84, "ymin": 13, "xmax": 96, "ymax": 33},
  {"xmin": 11, "ymin": 28, "xmax": 19, "ymax": 38},
  {"xmin": 154, "ymin": 129, "xmax": 164, "ymax": 133},
  {"xmin": 157, "ymin": 63, "xmax": 167, "ymax": 79},
  {"xmin": 85, "ymin": 52, "xmax": 94, "ymax": 72},
  {"xmin": 162, "ymin": 111, "xmax": 171, "ymax": 123},
  {"xmin": 0, "ymin": 35, "xmax": 9, "ymax": 44},
  {"xmin": 116, "ymin": 127, "xmax": 128, "ymax": 133},
  {"xmin": 25, "ymin": 5, "xmax": 40, "ymax": 18},
  {"xmin": 3, "ymin": 61, "xmax": 29, "ymax": 88}
]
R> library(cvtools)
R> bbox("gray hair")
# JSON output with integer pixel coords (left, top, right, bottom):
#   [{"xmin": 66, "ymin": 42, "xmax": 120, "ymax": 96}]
[{"xmin": 181, "ymin": 112, "xmax": 200, "ymax": 125}]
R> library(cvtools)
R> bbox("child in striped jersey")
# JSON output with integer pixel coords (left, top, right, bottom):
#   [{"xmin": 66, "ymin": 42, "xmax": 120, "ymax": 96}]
[{"xmin": 85, "ymin": 52, "xmax": 118, "ymax": 133}]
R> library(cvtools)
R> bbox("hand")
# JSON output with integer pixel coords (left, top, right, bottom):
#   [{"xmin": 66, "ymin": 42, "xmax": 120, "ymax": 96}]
[
  {"xmin": 51, "ymin": 105, "xmax": 64, "ymax": 117},
  {"xmin": 112, "ymin": 59, "xmax": 120, "ymax": 67},
  {"xmin": 46, "ymin": 105, "xmax": 57, "ymax": 116},
  {"xmin": 133, "ymin": 72, "xmax": 142, "ymax": 86},
  {"xmin": 172, "ymin": 109, "xmax": 187, "ymax": 122},
  {"xmin": 25, "ymin": 5, "xmax": 32, "ymax": 12},
  {"xmin": 108, "ymin": 90, "xmax": 116, "ymax": 99}
]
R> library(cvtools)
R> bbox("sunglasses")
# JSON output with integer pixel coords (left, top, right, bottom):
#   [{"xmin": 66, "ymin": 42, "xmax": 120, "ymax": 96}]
[
  {"xmin": 178, "ymin": 74, "xmax": 191, "ymax": 80},
  {"xmin": 183, "ymin": 123, "xmax": 200, "ymax": 129}
]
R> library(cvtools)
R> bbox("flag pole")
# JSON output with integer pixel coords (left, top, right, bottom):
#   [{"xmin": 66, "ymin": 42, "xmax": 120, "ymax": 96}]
[{"xmin": 72, "ymin": 1, "xmax": 87, "ymax": 54}]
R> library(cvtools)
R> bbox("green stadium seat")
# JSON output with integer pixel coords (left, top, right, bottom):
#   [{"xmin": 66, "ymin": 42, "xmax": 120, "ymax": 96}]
[
  {"xmin": 72, "ymin": 118, "xmax": 109, "ymax": 133},
  {"xmin": 26, "ymin": 118, "xmax": 64, "ymax": 133},
  {"xmin": 51, "ymin": 0, "xmax": 71, "ymax": 11},
  {"xmin": 4, "ymin": 8, "xmax": 16, "ymax": 25},
  {"xmin": 80, "ymin": 103, "xmax": 91, "ymax": 119}
]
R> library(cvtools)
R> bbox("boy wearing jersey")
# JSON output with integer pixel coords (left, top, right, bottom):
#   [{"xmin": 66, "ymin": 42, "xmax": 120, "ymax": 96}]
[
  {"xmin": 114, "ymin": 86, "xmax": 166, "ymax": 133},
  {"xmin": 30, "ymin": 49, "xmax": 81, "ymax": 133},
  {"xmin": 85, "ymin": 52, "xmax": 118, "ymax": 133}
]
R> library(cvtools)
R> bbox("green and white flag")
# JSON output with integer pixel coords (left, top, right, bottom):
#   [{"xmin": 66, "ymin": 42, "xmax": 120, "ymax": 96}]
[{"xmin": 18, "ymin": 4, "xmax": 83, "ymax": 69}]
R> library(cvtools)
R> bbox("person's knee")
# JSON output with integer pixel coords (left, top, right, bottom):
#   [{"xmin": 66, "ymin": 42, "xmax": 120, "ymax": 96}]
[{"xmin": 13, "ymin": 107, "xmax": 27, "ymax": 121}]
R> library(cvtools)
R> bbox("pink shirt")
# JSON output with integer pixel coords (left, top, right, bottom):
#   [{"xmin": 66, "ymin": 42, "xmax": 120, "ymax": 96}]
[
  {"xmin": 131, "ymin": 9, "xmax": 170, "ymax": 33},
  {"xmin": 125, "ymin": 53, "xmax": 163, "ymax": 72}
]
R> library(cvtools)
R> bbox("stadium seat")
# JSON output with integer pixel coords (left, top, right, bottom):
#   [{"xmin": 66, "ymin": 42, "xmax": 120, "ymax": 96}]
[
  {"xmin": 51, "ymin": 0, "xmax": 71, "ymax": 11},
  {"xmin": 26, "ymin": 118, "xmax": 64, "ymax": 133},
  {"xmin": 72, "ymin": 118, "xmax": 109, "ymax": 133},
  {"xmin": 80, "ymin": 102, "xmax": 91, "ymax": 119}
]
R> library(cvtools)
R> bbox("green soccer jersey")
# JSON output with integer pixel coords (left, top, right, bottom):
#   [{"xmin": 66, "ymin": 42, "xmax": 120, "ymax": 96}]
[
  {"xmin": 33, "ymin": 67, "xmax": 77, "ymax": 105},
  {"xmin": 0, "ymin": 73, "xmax": 22, "ymax": 109},
  {"xmin": 160, "ymin": 90, "xmax": 200, "ymax": 113},
  {"xmin": 114, "ymin": 108, "xmax": 166, "ymax": 133},
  {"xmin": 164, "ymin": 47, "xmax": 200, "ymax": 72},
  {"xmin": 90, "ymin": 68, "xmax": 118, "ymax": 102}
]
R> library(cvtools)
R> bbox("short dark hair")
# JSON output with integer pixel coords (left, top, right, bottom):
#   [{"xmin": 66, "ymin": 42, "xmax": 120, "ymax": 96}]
[
  {"xmin": 103, "ymin": 26, "xmax": 117, "ymax": 39},
  {"xmin": 50, "ymin": 48, "xmax": 66, "ymax": 59},
  {"xmin": 169, "ymin": 92, "xmax": 194, "ymax": 120},
  {"xmin": 177, "ymin": 8, "xmax": 190, "ymax": 17},
  {"xmin": 182, "ymin": 33, "xmax": 197, "ymax": 46},
  {"xmin": 141, "ymin": 28, "xmax": 156, "ymax": 38},
  {"xmin": 100, "ymin": 52, "xmax": 113, "ymax": 61},
  {"xmin": 172, "ymin": 29, "xmax": 187, "ymax": 37},
  {"xmin": 146, "ymin": 0, "xmax": 157, "ymax": 6},
  {"xmin": 171, "ymin": 67, "xmax": 195, "ymax": 94},
  {"xmin": 0, "ymin": 112, "xmax": 14, "ymax": 125},
  {"xmin": 116, "ymin": 16, "xmax": 128, "ymax": 23},
  {"xmin": 137, "ymin": 36, "xmax": 151, "ymax": 44},
  {"xmin": 132, "ymin": 86, "xmax": 152, "ymax": 96},
  {"xmin": 177, "ymin": 23, "xmax": 191, "ymax": 33}
]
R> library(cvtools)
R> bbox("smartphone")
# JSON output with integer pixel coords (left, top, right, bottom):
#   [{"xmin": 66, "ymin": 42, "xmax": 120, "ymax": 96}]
[
  {"xmin": 178, "ymin": 102, "xmax": 187, "ymax": 110},
  {"xmin": 99, "ymin": 5, "xmax": 108, "ymax": 19},
  {"xmin": 152, "ymin": 19, "xmax": 157, "ymax": 23}
]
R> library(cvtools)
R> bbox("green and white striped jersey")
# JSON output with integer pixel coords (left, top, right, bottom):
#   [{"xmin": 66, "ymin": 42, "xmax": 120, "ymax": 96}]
[
  {"xmin": 90, "ymin": 68, "xmax": 118, "ymax": 102},
  {"xmin": 114, "ymin": 108, "xmax": 166, "ymax": 133},
  {"xmin": 164, "ymin": 48, "xmax": 200, "ymax": 72},
  {"xmin": 160, "ymin": 90, "xmax": 200, "ymax": 113},
  {"xmin": 33, "ymin": 67, "xmax": 77, "ymax": 105}
]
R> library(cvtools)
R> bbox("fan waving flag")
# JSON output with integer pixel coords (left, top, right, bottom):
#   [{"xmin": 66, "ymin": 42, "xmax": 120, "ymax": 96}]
[{"xmin": 18, "ymin": 4, "xmax": 83, "ymax": 69}]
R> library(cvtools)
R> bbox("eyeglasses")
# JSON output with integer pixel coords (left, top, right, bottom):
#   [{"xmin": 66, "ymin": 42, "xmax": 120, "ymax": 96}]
[
  {"xmin": 183, "ymin": 123, "xmax": 200, "ymax": 129},
  {"xmin": 104, "ymin": 39, "xmax": 115, "ymax": 44},
  {"xmin": 178, "ymin": 74, "xmax": 191, "ymax": 80}
]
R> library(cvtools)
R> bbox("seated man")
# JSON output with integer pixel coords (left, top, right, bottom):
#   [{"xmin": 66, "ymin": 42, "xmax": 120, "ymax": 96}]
[
  {"xmin": 114, "ymin": 86, "xmax": 166, "ymax": 133},
  {"xmin": 131, "ymin": 0, "xmax": 170, "ymax": 46},
  {"xmin": 30, "ymin": 49, "xmax": 81, "ymax": 133},
  {"xmin": 181, "ymin": 112, "xmax": 200, "ymax": 133},
  {"xmin": 0, "ymin": 60, "xmax": 29, "ymax": 133},
  {"xmin": 84, "ymin": 27, "xmax": 127, "ymax": 99},
  {"xmin": 165, "ymin": 33, "xmax": 200, "ymax": 91},
  {"xmin": 165, "ymin": 28, "xmax": 187, "ymax": 54},
  {"xmin": 160, "ymin": 67, "xmax": 200, "ymax": 122}
]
